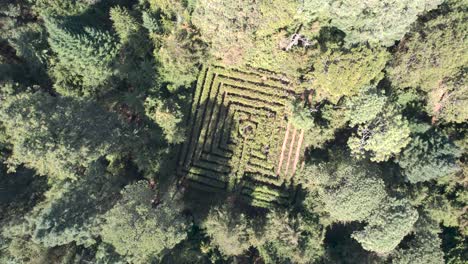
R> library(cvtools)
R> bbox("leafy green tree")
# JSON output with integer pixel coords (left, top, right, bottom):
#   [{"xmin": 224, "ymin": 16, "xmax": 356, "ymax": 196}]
[
  {"xmin": 320, "ymin": 164, "xmax": 388, "ymax": 222},
  {"xmin": 352, "ymin": 198, "xmax": 419, "ymax": 254},
  {"xmin": 0, "ymin": 91, "xmax": 129, "ymax": 181},
  {"xmin": 397, "ymin": 131, "xmax": 461, "ymax": 183},
  {"xmin": 306, "ymin": 46, "xmax": 389, "ymax": 103},
  {"xmin": 427, "ymin": 71, "xmax": 468, "ymax": 124},
  {"xmin": 304, "ymin": 0, "xmax": 443, "ymax": 46},
  {"xmin": 100, "ymin": 181, "xmax": 191, "ymax": 263},
  {"xmin": 388, "ymin": 1, "xmax": 467, "ymax": 122},
  {"xmin": 254, "ymin": 210, "xmax": 324, "ymax": 264},
  {"xmin": 309, "ymin": 103, "xmax": 350, "ymax": 147},
  {"xmin": 44, "ymin": 17, "xmax": 120, "ymax": 97},
  {"xmin": 388, "ymin": 2, "xmax": 467, "ymax": 92},
  {"xmin": 289, "ymin": 100, "xmax": 315, "ymax": 130},
  {"xmin": 192, "ymin": 0, "xmax": 299, "ymax": 65},
  {"xmin": 144, "ymin": 0, "xmax": 206, "ymax": 90},
  {"xmin": 344, "ymin": 86, "xmax": 387, "ymax": 126},
  {"xmin": 202, "ymin": 205, "xmax": 253, "ymax": 257},
  {"xmin": 144, "ymin": 96, "xmax": 186, "ymax": 144},
  {"xmin": 301, "ymin": 155, "xmax": 388, "ymax": 222},
  {"xmin": 347, "ymin": 106, "xmax": 411, "ymax": 162}
]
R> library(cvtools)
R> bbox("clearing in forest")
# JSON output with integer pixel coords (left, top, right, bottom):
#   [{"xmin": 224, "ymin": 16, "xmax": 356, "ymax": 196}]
[{"xmin": 178, "ymin": 65, "xmax": 305, "ymax": 208}]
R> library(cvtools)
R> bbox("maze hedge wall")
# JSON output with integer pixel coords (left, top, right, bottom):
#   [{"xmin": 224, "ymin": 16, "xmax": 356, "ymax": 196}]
[{"xmin": 178, "ymin": 65, "xmax": 304, "ymax": 208}]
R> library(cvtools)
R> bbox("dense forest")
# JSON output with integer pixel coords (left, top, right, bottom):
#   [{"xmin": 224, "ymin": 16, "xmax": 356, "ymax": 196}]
[{"xmin": 0, "ymin": 0, "xmax": 466, "ymax": 263}]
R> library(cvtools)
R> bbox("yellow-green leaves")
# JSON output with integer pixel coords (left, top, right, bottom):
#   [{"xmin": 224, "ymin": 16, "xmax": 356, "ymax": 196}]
[{"xmin": 307, "ymin": 46, "xmax": 390, "ymax": 104}]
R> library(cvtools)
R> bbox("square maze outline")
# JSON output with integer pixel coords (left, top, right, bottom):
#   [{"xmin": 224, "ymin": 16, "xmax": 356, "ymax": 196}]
[{"xmin": 178, "ymin": 65, "xmax": 305, "ymax": 206}]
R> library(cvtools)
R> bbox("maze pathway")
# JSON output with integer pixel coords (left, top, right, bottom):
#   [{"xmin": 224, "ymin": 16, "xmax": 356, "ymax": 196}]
[{"xmin": 178, "ymin": 66, "xmax": 304, "ymax": 208}]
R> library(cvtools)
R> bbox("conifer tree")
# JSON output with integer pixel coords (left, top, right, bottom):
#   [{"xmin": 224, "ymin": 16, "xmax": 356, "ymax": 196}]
[
  {"xmin": 397, "ymin": 131, "xmax": 461, "ymax": 183},
  {"xmin": 100, "ymin": 181, "xmax": 190, "ymax": 263},
  {"xmin": 44, "ymin": 17, "xmax": 120, "ymax": 97},
  {"xmin": 0, "ymin": 90, "xmax": 129, "ymax": 181}
]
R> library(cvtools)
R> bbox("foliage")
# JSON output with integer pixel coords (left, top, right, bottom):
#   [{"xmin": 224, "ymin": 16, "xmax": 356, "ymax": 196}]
[
  {"xmin": 144, "ymin": 96, "xmax": 186, "ymax": 144},
  {"xmin": 388, "ymin": 3, "xmax": 467, "ymax": 92},
  {"xmin": 345, "ymin": 86, "xmax": 387, "ymax": 126},
  {"xmin": 0, "ymin": 0, "xmax": 466, "ymax": 262},
  {"xmin": 0, "ymin": 91, "xmax": 129, "ymax": 181},
  {"xmin": 289, "ymin": 100, "xmax": 315, "ymax": 130},
  {"xmin": 306, "ymin": 46, "xmax": 390, "ymax": 103},
  {"xmin": 302, "ymin": 155, "xmax": 388, "ymax": 222},
  {"xmin": 388, "ymin": 2, "xmax": 467, "ymax": 123},
  {"xmin": 144, "ymin": 0, "xmax": 206, "ymax": 90},
  {"xmin": 192, "ymin": 0, "xmax": 299, "ymax": 66},
  {"xmin": 44, "ymin": 16, "xmax": 120, "ymax": 97},
  {"xmin": 427, "ymin": 71, "xmax": 468, "ymax": 124},
  {"xmin": 110, "ymin": 6, "xmax": 140, "ymax": 45},
  {"xmin": 303, "ymin": 0, "xmax": 443, "ymax": 46},
  {"xmin": 352, "ymin": 198, "xmax": 419, "ymax": 254},
  {"xmin": 32, "ymin": 0, "xmax": 97, "ymax": 16},
  {"xmin": 348, "ymin": 106, "xmax": 411, "ymax": 162},
  {"xmin": 201, "ymin": 205, "xmax": 253, "ymax": 257},
  {"xmin": 100, "ymin": 181, "xmax": 191, "ymax": 263},
  {"xmin": 392, "ymin": 217, "xmax": 445, "ymax": 264},
  {"xmin": 29, "ymin": 162, "xmax": 122, "ymax": 247},
  {"xmin": 397, "ymin": 131, "xmax": 461, "ymax": 183},
  {"xmin": 254, "ymin": 210, "xmax": 324, "ymax": 264}
]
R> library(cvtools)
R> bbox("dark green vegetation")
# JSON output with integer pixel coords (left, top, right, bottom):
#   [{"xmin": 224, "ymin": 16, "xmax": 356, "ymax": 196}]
[{"xmin": 0, "ymin": 0, "xmax": 466, "ymax": 263}]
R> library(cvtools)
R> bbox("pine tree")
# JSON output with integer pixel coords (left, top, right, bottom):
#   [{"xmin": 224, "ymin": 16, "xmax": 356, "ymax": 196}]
[
  {"xmin": 100, "ymin": 181, "xmax": 191, "ymax": 263},
  {"xmin": 0, "ymin": 91, "xmax": 129, "ymax": 181},
  {"xmin": 44, "ymin": 17, "xmax": 120, "ymax": 97},
  {"xmin": 397, "ymin": 131, "xmax": 461, "ymax": 183},
  {"xmin": 30, "ymin": 162, "xmax": 122, "ymax": 247}
]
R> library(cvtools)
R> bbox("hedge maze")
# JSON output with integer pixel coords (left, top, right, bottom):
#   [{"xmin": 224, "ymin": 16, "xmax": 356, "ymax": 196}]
[{"xmin": 178, "ymin": 66, "xmax": 305, "ymax": 208}]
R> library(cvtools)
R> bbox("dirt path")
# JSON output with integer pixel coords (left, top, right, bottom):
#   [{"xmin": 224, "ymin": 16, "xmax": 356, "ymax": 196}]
[
  {"xmin": 284, "ymin": 128, "xmax": 297, "ymax": 177},
  {"xmin": 292, "ymin": 129, "xmax": 304, "ymax": 177},
  {"xmin": 277, "ymin": 122, "xmax": 291, "ymax": 175}
]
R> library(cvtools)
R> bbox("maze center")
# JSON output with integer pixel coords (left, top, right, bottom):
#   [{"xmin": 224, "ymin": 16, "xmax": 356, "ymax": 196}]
[{"xmin": 178, "ymin": 65, "xmax": 305, "ymax": 207}]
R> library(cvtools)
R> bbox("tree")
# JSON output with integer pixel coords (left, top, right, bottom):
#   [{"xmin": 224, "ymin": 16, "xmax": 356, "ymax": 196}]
[
  {"xmin": 397, "ymin": 131, "xmax": 461, "ymax": 183},
  {"xmin": 352, "ymin": 198, "xmax": 419, "ymax": 254},
  {"xmin": 303, "ymin": 0, "xmax": 443, "ymax": 46},
  {"xmin": 388, "ymin": 1, "xmax": 467, "ymax": 92},
  {"xmin": 254, "ymin": 210, "xmax": 324, "ymax": 264},
  {"xmin": 306, "ymin": 46, "xmax": 389, "ymax": 103},
  {"xmin": 202, "ymin": 205, "xmax": 253, "ymax": 257},
  {"xmin": 344, "ymin": 86, "xmax": 387, "ymax": 126},
  {"xmin": 32, "ymin": 0, "xmax": 96, "ymax": 16},
  {"xmin": 192, "ymin": 0, "xmax": 299, "ymax": 65},
  {"xmin": 144, "ymin": 96, "xmax": 186, "ymax": 144},
  {"xmin": 100, "ymin": 181, "xmax": 191, "ymax": 263},
  {"xmin": 143, "ymin": 0, "xmax": 206, "ymax": 90},
  {"xmin": 44, "ymin": 17, "xmax": 120, "ymax": 97},
  {"xmin": 426, "ymin": 71, "xmax": 468, "ymax": 124},
  {"xmin": 110, "ymin": 6, "xmax": 140, "ymax": 45},
  {"xmin": 301, "ymin": 155, "xmax": 388, "ymax": 222},
  {"xmin": 392, "ymin": 217, "xmax": 444, "ymax": 264},
  {"xmin": 0, "ymin": 91, "xmax": 130, "ymax": 181},
  {"xmin": 29, "ymin": 162, "xmax": 122, "ymax": 247},
  {"xmin": 320, "ymin": 165, "xmax": 388, "ymax": 222},
  {"xmin": 388, "ymin": 1, "xmax": 467, "ymax": 122},
  {"xmin": 347, "ymin": 105, "xmax": 411, "ymax": 162}
]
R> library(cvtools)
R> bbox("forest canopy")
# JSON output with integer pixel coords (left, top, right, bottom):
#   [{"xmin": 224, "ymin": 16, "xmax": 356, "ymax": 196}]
[{"xmin": 0, "ymin": 0, "xmax": 466, "ymax": 263}]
